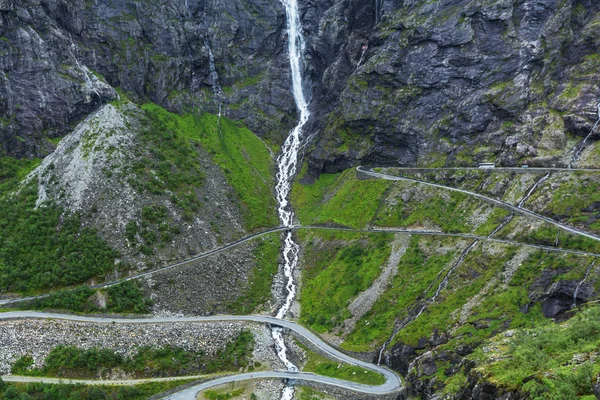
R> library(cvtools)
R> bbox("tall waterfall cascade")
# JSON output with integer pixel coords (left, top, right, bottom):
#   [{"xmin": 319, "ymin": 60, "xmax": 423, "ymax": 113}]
[{"xmin": 273, "ymin": 0, "xmax": 311, "ymax": 398}]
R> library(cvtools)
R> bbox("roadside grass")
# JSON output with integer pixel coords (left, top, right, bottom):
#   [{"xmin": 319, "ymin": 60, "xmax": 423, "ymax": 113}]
[
  {"xmin": 342, "ymin": 236, "xmax": 457, "ymax": 352},
  {"xmin": 390, "ymin": 243, "xmax": 515, "ymax": 347},
  {"xmin": 12, "ymin": 331, "xmax": 255, "ymax": 379},
  {"xmin": 298, "ymin": 387, "xmax": 335, "ymax": 400},
  {"xmin": 372, "ymin": 185, "xmax": 478, "ymax": 233},
  {"xmin": 468, "ymin": 305, "xmax": 600, "ymax": 397},
  {"xmin": 496, "ymin": 218, "xmax": 600, "ymax": 254},
  {"xmin": 17, "ymin": 281, "xmax": 152, "ymax": 314},
  {"xmin": 0, "ymin": 379, "xmax": 197, "ymax": 400},
  {"xmin": 297, "ymin": 342, "xmax": 385, "ymax": 385},
  {"xmin": 292, "ymin": 169, "xmax": 391, "ymax": 228},
  {"xmin": 299, "ymin": 231, "xmax": 393, "ymax": 333},
  {"xmin": 473, "ymin": 207, "xmax": 512, "ymax": 236}
]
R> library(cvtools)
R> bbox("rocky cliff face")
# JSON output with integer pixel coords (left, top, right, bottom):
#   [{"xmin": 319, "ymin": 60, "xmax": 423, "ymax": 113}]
[
  {"xmin": 2, "ymin": 0, "xmax": 598, "ymax": 170},
  {"xmin": 304, "ymin": 0, "xmax": 600, "ymax": 173},
  {"xmin": 0, "ymin": 0, "xmax": 294, "ymax": 158}
]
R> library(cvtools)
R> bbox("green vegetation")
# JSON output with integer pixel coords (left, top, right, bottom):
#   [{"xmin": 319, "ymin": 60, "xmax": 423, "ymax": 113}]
[
  {"xmin": 203, "ymin": 388, "xmax": 244, "ymax": 400},
  {"xmin": 292, "ymin": 169, "xmax": 391, "ymax": 228},
  {"xmin": 528, "ymin": 175, "xmax": 600, "ymax": 233},
  {"xmin": 300, "ymin": 231, "xmax": 392, "ymax": 333},
  {"xmin": 297, "ymin": 387, "xmax": 332, "ymax": 400},
  {"xmin": 301, "ymin": 344, "xmax": 385, "ymax": 385},
  {"xmin": 140, "ymin": 104, "xmax": 277, "ymax": 231},
  {"xmin": 0, "ymin": 184, "xmax": 120, "ymax": 294},
  {"xmin": 227, "ymin": 234, "xmax": 281, "ymax": 314},
  {"xmin": 471, "ymin": 306, "xmax": 600, "ymax": 398},
  {"xmin": 13, "ymin": 330, "xmax": 254, "ymax": 379},
  {"xmin": 0, "ymin": 378, "xmax": 194, "ymax": 400},
  {"xmin": 18, "ymin": 281, "xmax": 152, "ymax": 314},
  {"xmin": 0, "ymin": 156, "xmax": 40, "ymax": 193},
  {"xmin": 473, "ymin": 207, "xmax": 512, "ymax": 236},
  {"xmin": 373, "ymin": 185, "xmax": 475, "ymax": 233},
  {"xmin": 343, "ymin": 236, "xmax": 456, "ymax": 351}
]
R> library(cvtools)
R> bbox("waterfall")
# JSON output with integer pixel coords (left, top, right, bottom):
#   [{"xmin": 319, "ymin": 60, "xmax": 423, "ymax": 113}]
[
  {"xmin": 518, "ymin": 173, "xmax": 550, "ymax": 209},
  {"xmin": 572, "ymin": 260, "xmax": 595, "ymax": 308},
  {"xmin": 376, "ymin": 241, "xmax": 477, "ymax": 365},
  {"xmin": 431, "ymin": 241, "xmax": 478, "ymax": 303},
  {"xmin": 357, "ymin": 43, "xmax": 368, "ymax": 68},
  {"xmin": 570, "ymin": 102, "xmax": 600, "ymax": 168},
  {"xmin": 184, "ymin": 0, "xmax": 223, "ymax": 117},
  {"xmin": 202, "ymin": 9, "xmax": 224, "ymax": 118},
  {"xmin": 272, "ymin": 0, "xmax": 311, "ymax": 398},
  {"xmin": 375, "ymin": 0, "xmax": 383, "ymax": 23},
  {"xmin": 69, "ymin": 44, "xmax": 101, "ymax": 99}
]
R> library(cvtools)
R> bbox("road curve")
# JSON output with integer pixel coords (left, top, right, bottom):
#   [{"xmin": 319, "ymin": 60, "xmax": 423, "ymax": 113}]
[
  {"xmin": 0, "ymin": 312, "xmax": 402, "ymax": 398},
  {"xmin": 357, "ymin": 166, "xmax": 600, "ymax": 242}
]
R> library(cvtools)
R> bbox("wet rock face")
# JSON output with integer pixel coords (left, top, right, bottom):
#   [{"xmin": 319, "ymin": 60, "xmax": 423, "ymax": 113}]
[
  {"xmin": 0, "ymin": 0, "xmax": 293, "ymax": 158},
  {"xmin": 528, "ymin": 268, "xmax": 596, "ymax": 318},
  {"xmin": 3, "ymin": 0, "xmax": 599, "ymax": 167},
  {"xmin": 305, "ymin": 0, "xmax": 600, "ymax": 173}
]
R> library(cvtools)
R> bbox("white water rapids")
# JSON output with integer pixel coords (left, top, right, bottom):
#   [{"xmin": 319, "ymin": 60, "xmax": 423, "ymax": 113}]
[{"xmin": 272, "ymin": 0, "xmax": 311, "ymax": 398}]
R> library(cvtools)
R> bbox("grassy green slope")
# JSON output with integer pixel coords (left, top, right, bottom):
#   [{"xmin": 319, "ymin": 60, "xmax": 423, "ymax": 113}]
[
  {"xmin": 141, "ymin": 104, "xmax": 277, "ymax": 231},
  {"xmin": 299, "ymin": 231, "xmax": 393, "ymax": 333}
]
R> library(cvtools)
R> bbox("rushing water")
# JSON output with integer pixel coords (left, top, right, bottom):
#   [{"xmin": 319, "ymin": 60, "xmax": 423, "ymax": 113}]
[
  {"xmin": 184, "ymin": 0, "xmax": 223, "ymax": 117},
  {"xmin": 572, "ymin": 260, "xmax": 596, "ymax": 308},
  {"xmin": 518, "ymin": 173, "xmax": 550, "ymax": 209},
  {"xmin": 570, "ymin": 102, "xmax": 600, "ymax": 168},
  {"xmin": 272, "ymin": 0, "xmax": 311, "ymax": 398},
  {"xmin": 375, "ymin": 0, "xmax": 383, "ymax": 23}
]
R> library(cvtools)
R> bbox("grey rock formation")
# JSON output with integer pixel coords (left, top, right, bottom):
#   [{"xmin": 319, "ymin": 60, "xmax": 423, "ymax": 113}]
[
  {"xmin": 0, "ymin": 0, "xmax": 294, "ymax": 158},
  {"xmin": 304, "ymin": 0, "xmax": 600, "ymax": 173}
]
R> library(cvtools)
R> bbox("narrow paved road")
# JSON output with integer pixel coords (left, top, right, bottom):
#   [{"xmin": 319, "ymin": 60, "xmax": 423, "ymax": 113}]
[
  {"xmin": 0, "ymin": 312, "xmax": 402, "ymax": 398},
  {"xmin": 0, "ymin": 374, "xmax": 207, "ymax": 385},
  {"xmin": 2, "ymin": 225, "xmax": 598, "ymax": 307},
  {"xmin": 376, "ymin": 166, "xmax": 600, "ymax": 172},
  {"xmin": 357, "ymin": 166, "xmax": 600, "ymax": 242}
]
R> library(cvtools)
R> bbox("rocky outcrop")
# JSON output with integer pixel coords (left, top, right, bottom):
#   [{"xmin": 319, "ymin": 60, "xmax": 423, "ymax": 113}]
[
  {"xmin": 528, "ymin": 268, "xmax": 596, "ymax": 318},
  {"xmin": 305, "ymin": 0, "xmax": 600, "ymax": 174},
  {"xmin": 0, "ymin": 0, "xmax": 294, "ymax": 158},
  {"xmin": 3, "ymin": 0, "xmax": 599, "ymax": 171}
]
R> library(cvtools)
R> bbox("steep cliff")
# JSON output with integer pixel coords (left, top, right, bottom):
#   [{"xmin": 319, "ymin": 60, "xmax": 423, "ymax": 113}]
[{"xmin": 304, "ymin": 0, "xmax": 600, "ymax": 173}]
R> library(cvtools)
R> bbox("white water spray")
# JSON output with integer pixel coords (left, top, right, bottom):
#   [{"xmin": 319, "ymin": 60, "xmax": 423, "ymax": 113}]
[
  {"xmin": 357, "ymin": 43, "xmax": 368, "ymax": 68},
  {"xmin": 572, "ymin": 260, "xmax": 595, "ymax": 308},
  {"xmin": 69, "ymin": 44, "xmax": 101, "ymax": 99},
  {"xmin": 570, "ymin": 102, "xmax": 600, "ymax": 168},
  {"xmin": 375, "ymin": 0, "xmax": 383, "ymax": 23},
  {"xmin": 518, "ymin": 173, "xmax": 550, "ymax": 209},
  {"xmin": 184, "ymin": 0, "xmax": 223, "ymax": 118},
  {"xmin": 272, "ymin": 0, "xmax": 311, "ymax": 398}
]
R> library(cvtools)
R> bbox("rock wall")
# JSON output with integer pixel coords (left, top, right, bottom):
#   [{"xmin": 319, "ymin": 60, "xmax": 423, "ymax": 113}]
[{"xmin": 304, "ymin": 0, "xmax": 600, "ymax": 173}]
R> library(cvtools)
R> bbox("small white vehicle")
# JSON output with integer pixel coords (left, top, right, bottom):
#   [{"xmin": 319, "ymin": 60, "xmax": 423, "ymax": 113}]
[{"xmin": 478, "ymin": 163, "xmax": 496, "ymax": 169}]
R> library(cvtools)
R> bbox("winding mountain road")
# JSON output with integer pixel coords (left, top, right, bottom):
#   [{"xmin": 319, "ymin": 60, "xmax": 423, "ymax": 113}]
[
  {"xmin": 357, "ymin": 166, "xmax": 600, "ymax": 242},
  {"xmin": 2, "ymin": 225, "xmax": 598, "ymax": 307},
  {"xmin": 0, "ymin": 312, "xmax": 401, "ymax": 398},
  {"xmin": 3, "ymin": 166, "xmax": 600, "ymax": 399}
]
